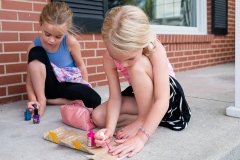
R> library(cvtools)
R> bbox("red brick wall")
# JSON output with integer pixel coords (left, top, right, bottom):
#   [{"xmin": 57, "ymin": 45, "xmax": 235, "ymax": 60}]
[{"xmin": 0, "ymin": 0, "xmax": 235, "ymax": 104}]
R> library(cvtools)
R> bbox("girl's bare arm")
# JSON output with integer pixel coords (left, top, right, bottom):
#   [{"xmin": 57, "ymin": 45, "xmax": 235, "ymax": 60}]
[
  {"xmin": 103, "ymin": 52, "xmax": 122, "ymax": 133},
  {"xmin": 67, "ymin": 35, "xmax": 88, "ymax": 81},
  {"xmin": 136, "ymin": 41, "xmax": 170, "ymax": 143}
]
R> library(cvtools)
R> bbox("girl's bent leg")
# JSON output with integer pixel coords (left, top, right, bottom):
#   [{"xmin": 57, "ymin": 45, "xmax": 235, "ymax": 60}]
[
  {"xmin": 115, "ymin": 59, "xmax": 154, "ymax": 139},
  {"xmin": 92, "ymin": 101, "xmax": 107, "ymax": 128},
  {"xmin": 47, "ymin": 98, "xmax": 72, "ymax": 105},
  {"xmin": 159, "ymin": 76, "xmax": 191, "ymax": 131},
  {"xmin": 28, "ymin": 60, "xmax": 46, "ymax": 116},
  {"xmin": 28, "ymin": 46, "xmax": 59, "ymax": 116},
  {"xmin": 57, "ymin": 83, "xmax": 101, "ymax": 108},
  {"xmin": 93, "ymin": 96, "xmax": 139, "ymax": 138}
]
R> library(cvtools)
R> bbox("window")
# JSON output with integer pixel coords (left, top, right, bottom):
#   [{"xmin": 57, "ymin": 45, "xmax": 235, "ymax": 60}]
[
  {"xmin": 108, "ymin": 0, "xmax": 207, "ymax": 35},
  {"xmin": 52, "ymin": 0, "xmax": 108, "ymax": 33}
]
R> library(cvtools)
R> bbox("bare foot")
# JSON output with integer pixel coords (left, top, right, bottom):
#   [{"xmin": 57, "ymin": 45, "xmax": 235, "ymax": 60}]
[
  {"xmin": 38, "ymin": 105, "xmax": 46, "ymax": 117},
  {"xmin": 114, "ymin": 120, "xmax": 143, "ymax": 139},
  {"xmin": 38, "ymin": 99, "xmax": 46, "ymax": 117}
]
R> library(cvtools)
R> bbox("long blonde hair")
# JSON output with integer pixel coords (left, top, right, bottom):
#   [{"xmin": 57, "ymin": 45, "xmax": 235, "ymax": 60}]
[
  {"xmin": 39, "ymin": 2, "xmax": 79, "ymax": 35},
  {"xmin": 102, "ymin": 5, "xmax": 156, "ymax": 55}
]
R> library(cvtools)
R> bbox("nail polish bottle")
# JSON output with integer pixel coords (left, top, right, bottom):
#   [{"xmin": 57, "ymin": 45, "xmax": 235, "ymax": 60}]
[
  {"xmin": 24, "ymin": 109, "xmax": 31, "ymax": 121},
  {"xmin": 87, "ymin": 130, "xmax": 95, "ymax": 147},
  {"xmin": 32, "ymin": 104, "xmax": 40, "ymax": 124}
]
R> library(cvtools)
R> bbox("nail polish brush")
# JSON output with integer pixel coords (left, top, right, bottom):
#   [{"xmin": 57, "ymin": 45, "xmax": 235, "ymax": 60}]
[{"xmin": 100, "ymin": 132, "xmax": 111, "ymax": 151}]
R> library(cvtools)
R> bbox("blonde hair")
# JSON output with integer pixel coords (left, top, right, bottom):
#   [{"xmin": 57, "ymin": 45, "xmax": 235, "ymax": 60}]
[
  {"xmin": 39, "ymin": 2, "xmax": 79, "ymax": 35},
  {"xmin": 102, "ymin": 5, "xmax": 156, "ymax": 56}
]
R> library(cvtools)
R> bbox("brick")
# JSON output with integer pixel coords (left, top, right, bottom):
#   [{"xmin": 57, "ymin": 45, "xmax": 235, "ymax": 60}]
[
  {"xmin": 94, "ymin": 34, "xmax": 102, "ymax": 40},
  {"xmin": 0, "ymin": 54, "xmax": 19, "ymax": 63},
  {"xmin": 179, "ymin": 57, "xmax": 187, "ymax": 62},
  {"xmin": 87, "ymin": 66, "xmax": 96, "ymax": 74},
  {"xmin": 23, "ymin": 73, "xmax": 27, "ymax": 82},
  {"xmin": 208, "ymin": 49, "xmax": 214, "ymax": 53},
  {"xmin": 0, "ymin": 11, "xmax": 17, "ymax": 20},
  {"xmin": 96, "ymin": 50, "xmax": 107, "ymax": 56},
  {"xmin": 188, "ymin": 56, "xmax": 196, "ymax": 61},
  {"xmin": 175, "ymin": 52, "xmax": 183, "ymax": 57},
  {"xmin": 18, "ymin": 12, "xmax": 40, "ymax": 21},
  {"xmin": 184, "ymin": 62, "xmax": 191, "ymax": 67},
  {"xmin": 80, "ymin": 34, "xmax": 93, "ymax": 40},
  {"xmin": 87, "ymin": 58, "xmax": 103, "ymax": 65},
  {"xmin": 20, "ymin": 33, "xmax": 39, "ymax": 41},
  {"xmin": 34, "ymin": 23, "xmax": 41, "ymax": 31},
  {"xmin": 201, "ymin": 50, "xmax": 208, "ymax": 54},
  {"xmin": 211, "ymin": 54, "xmax": 217, "ymax": 58},
  {"xmin": 0, "ymin": 87, "xmax": 6, "ymax": 96},
  {"xmin": 97, "ymin": 66, "xmax": 104, "ymax": 72},
  {"xmin": 0, "ymin": 95, "xmax": 22, "ymax": 105},
  {"xmin": 193, "ymin": 61, "xmax": 199, "ymax": 65},
  {"xmin": 99, "ymin": 42, "xmax": 106, "ymax": 48},
  {"xmin": 2, "ymin": 22, "xmax": 32, "ymax": 31},
  {"xmin": 4, "ymin": 43, "xmax": 29, "ymax": 52},
  {"xmin": 204, "ymin": 55, "xmax": 211, "ymax": 59},
  {"xmin": 81, "ymin": 50, "xmax": 95, "ymax": 57},
  {"xmin": 208, "ymin": 59, "xmax": 214, "ymax": 63},
  {"xmin": 97, "ymin": 81, "xmax": 108, "ymax": 86},
  {"xmin": 0, "ymin": 65, "xmax": 4, "ymax": 74},
  {"xmin": 91, "ymin": 83, "xmax": 96, "ymax": 87},
  {"xmin": 85, "ymin": 42, "xmax": 97, "ymax": 49},
  {"xmin": 174, "ymin": 63, "xmax": 183, "ymax": 68},
  {"xmin": 1, "ymin": 0, "xmax": 32, "ymax": 11},
  {"xmin": 193, "ymin": 50, "xmax": 201, "ymax": 55},
  {"xmin": 23, "ymin": 94, "xmax": 28, "ymax": 100},
  {"xmin": 196, "ymin": 55, "xmax": 203, "ymax": 59},
  {"xmin": 200, "ymin": 60, "xmax": 207, "ymax": 64},
  {"xmin": 8, "ymin": 84, "xmax": 26, "ymax": 95},
  {"xmin": 169, "ymin": 58, "xmax": 179, "ymax": 63},
  {"xmin": 89, "ymin": 73, "xmax": 106, "ymax": 82},
  {"xmin": 0, "ymin": 75, "xmax": 22, "ymax": 85},
  {"xmin": 0, "ymin": 44, "xmax": 2, "ymax": 52},
  {"xmin": 0, "ymin": 33, "xmax": 18, "ymax": 42},
  {"xmin": 6, "ymin": 63, "xmax": 27, "ymax": 73},
  {"xmin": 184, "ymin": 51, "xmax": 192, "ymax": 55},
  {"xmin": 167, "ymin": 52, "xmax": 174, "ymax": 58},
  {"xmin": 21, "ymin": 53, "xmax": 28, "ymax": 62},
  {"xmin": 33, "ymin": 3, "xmax": 46, "ymax": 12}
]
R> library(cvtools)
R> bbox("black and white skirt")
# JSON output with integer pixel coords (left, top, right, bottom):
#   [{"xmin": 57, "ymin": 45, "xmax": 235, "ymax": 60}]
[{"xmin": 121, "ymin": 75, "xmax": 191, "ymax": 131}]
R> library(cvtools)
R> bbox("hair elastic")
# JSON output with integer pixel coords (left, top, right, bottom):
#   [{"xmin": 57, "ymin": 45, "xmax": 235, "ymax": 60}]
[{"xmin": 139, "ymin": 126, "xmax": 150, "ymax": 140}]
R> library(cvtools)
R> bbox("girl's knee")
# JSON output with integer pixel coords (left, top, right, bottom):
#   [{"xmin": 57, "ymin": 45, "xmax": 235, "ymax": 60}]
[
  {"xmin": 28, "ymin": 46, "xmax": 48, "ymax": 64},
  {"xmin": 92, "ymin": 103, "xmax": 106, "ymax": 128},
  {"xmin": 91, "ymin": 94, "xmax": 101, "ymax": 108}
]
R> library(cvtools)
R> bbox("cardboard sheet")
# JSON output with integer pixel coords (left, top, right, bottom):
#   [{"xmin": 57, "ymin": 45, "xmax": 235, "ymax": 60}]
[{"xmin": 43, "ymin": 126, "xmax": 128, "ymax": 160}]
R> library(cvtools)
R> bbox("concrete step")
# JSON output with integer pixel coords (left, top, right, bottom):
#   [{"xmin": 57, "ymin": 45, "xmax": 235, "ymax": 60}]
[{"xmin": 0, "ymin": 62, "xmax": 239, "ymax": 160}]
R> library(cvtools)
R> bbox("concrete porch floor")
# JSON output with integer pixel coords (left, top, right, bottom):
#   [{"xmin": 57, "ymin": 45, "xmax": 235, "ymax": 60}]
[{"xmin": 0, "ymin": 62, "xmax": 239, "ymax": 160}]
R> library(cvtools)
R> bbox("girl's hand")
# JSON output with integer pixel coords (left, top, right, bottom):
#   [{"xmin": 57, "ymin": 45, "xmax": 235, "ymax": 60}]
[
  {"xmin": 94, "ymin": 128, "xmax": 114, "ymax": 147},
  {"xmin": 26, "ymin": 101, "xmax": 40, "ymax": 116},
  {"xmin": 110, "ymin": 136, "xmax": 145, "ymax": 158}
]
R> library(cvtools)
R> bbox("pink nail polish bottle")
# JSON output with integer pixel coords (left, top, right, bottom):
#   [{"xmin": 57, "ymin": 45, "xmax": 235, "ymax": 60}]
[{"xmin": 87, "ymin": 130, "xmax": 95, "ymax": 147}]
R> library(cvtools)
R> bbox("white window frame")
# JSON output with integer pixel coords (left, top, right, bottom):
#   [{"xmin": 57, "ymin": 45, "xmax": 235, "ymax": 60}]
[{"xmin": 150, "ymin": 0, "xmax": 207, "ymax": 35}]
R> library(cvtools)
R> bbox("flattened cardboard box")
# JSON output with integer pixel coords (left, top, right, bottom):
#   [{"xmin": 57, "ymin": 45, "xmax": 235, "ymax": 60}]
[{"xmin": 43, "ymin": 126, "xmax": 128, "ymax": 160}]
